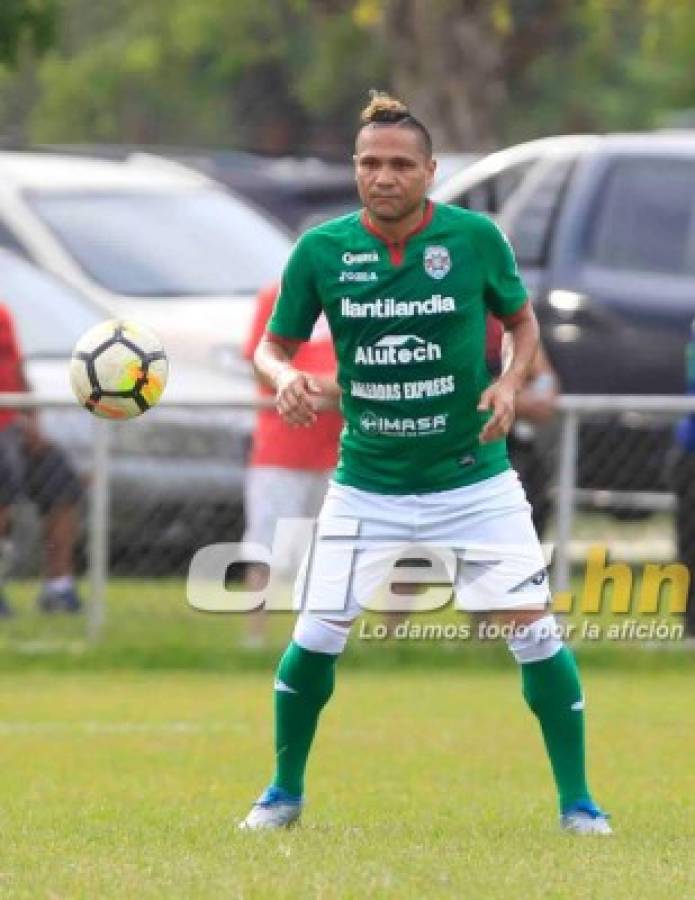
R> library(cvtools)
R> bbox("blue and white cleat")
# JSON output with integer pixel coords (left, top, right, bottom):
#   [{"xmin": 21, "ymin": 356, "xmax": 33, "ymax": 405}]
[
  {"xmin": 561, "ymin": 800, "xmax": 612, "ymax": 835},
  {"xmin": 238, "ymin": 786, "xmax": 303, "ymax": 831}
]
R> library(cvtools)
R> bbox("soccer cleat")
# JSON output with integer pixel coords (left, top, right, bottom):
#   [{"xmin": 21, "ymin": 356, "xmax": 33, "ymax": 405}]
[
  {"xmin": 238, "ymin": 786, "xmax": 303, "ymax": 831},
  {"xmin": 560, "ymin": 800, "xmax": 612, "ymax": 835},
  {"xmin": 37, "ymin": 585, "xmax": 83, "ymax": 614}
]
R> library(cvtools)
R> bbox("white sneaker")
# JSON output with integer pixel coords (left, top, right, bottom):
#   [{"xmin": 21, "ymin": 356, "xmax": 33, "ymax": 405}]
[
  {"xmin": 238, "ymin": 786, "xmax": 303, "ymax": 831},
  {"xmin": 561, "ymin": 801, "xmax": 612, "ymax": 835}
]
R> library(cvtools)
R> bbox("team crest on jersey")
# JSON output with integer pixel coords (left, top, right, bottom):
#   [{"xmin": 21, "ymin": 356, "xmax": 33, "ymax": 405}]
[{"xmin": 423, "ymin": 245, "xmax": 451, "ymax": 280}]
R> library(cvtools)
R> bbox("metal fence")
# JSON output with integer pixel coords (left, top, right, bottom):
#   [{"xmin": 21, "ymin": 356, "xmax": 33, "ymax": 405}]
[{"xmin": 1, "ymin": 392, "xmax": 693, "ymax": 643}]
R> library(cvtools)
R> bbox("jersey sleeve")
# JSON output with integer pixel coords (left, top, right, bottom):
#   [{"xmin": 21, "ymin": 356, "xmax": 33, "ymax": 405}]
[
  {"xmin": 267, "ymin": 234, "xmax": 323, "ymax": 340},
  {"xmin": 477, "ymin": 216, "xmax": 528, "ymax": 317}
]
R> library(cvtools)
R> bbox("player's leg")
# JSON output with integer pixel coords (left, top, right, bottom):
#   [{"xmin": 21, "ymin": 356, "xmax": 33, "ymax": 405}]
[
  {"xmin": 240, "ymin": 614, "xmax": 350, "ymax": 829},
  {"xmin": 440, "ymin": 471, "xmax": 609, "ymax": 833},
  {"xmin": 240, "ymin": 483, "xmax": 413, "ymax": 829},
  {"xmin": 498, "ymin": 607, "xmax": 609, "ymax": 833},
  {"xmin": 258, "ymin": 469, "xmax": 340, "ymax": 799}
]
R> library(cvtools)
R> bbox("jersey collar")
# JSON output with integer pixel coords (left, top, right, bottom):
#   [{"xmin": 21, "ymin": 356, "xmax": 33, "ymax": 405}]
[{"xmin": 360, "ymin": 199, "xmax": 435, "ymax": 266}]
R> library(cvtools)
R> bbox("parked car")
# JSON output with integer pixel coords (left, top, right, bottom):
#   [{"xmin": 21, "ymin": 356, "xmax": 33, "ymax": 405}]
[
  {"xmin": 0, "ymin": 150, "xmax": 292, "ymax": 379},
  {"xmin": 34, "ymin": 144, "xmax": 358, "ymax": 235},
  {"xmin": 0, "ymin": 248, "xmax": 257, "ymax": 571},
  {"xmin": 33, "ymin": 143, "xmax": 478, "ymax": 234},
  {"xmin": 432, "ymin": 133, "xmax": 695, "ymax": 503}
]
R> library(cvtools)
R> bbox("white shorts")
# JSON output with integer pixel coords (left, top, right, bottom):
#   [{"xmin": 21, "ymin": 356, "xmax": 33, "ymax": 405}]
[
  {"xmin": 293, "ymin": 470, "xmax": 549, "ymax": 617},
  {"xmin": 242, "ymin": 466, "xmax": 332, "ymax": 578}
]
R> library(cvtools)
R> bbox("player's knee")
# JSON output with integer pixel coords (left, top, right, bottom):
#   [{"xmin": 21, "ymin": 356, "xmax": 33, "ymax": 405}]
[
  {"xmin": 293, "ymin": 612, "xmax": 352, "ymax": 656},
  {"xmin": 506, "ymin": 614, "xmax": 564, "ymax": 664}
]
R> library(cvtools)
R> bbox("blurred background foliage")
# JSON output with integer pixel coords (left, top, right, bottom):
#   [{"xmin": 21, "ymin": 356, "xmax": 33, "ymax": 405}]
[{"xmin": 1, "ymin": 0, "xmax": 695, "ymax": 156}]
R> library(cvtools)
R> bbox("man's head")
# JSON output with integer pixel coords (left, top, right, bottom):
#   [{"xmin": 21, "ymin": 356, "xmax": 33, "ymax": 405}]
[{"xmin": 354, "ymin": 92, "xmax": 436, "ymax": 224}]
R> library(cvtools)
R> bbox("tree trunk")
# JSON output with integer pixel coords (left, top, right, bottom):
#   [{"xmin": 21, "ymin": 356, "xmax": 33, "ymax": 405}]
[{"xmin": 382, "ymin": 0, "xmax": 507, "ymax": 151}]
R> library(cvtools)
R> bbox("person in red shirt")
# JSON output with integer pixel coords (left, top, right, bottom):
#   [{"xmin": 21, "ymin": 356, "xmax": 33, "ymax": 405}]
[
  {"xmin": 0, "ymin": 304, "xmax": 83, "ymax": 616},
  {"xmin": 241, "ymin": 283, "xmax": 342, "ymax": 645}
]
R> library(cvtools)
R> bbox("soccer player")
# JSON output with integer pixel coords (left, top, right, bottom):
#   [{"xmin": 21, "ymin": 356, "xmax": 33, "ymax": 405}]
[{"xmin": 240, "ymin": 93, "xmax": 610, "ymax": 834}]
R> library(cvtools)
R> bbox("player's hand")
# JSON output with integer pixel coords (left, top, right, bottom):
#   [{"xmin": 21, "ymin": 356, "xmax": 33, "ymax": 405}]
[
  {"xmin": 477, "ymin": 378, "xmax": 517, "ymax": 444},
  {"xmin": 275, "ymin": 368, "xmax": 323, "ymax": 427}
]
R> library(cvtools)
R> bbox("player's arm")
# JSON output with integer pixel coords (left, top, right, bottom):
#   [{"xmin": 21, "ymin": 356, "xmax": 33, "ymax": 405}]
[
  {"xmin": 253, "ymin": 234, "xmax": 331, "ymax": 426},
  {"xmin": 478, "ymin": 301, "xmax": 539, "ymax": 443},
  {"xmin": 254, "ymin": 335, "xmax": 340, "ymax": 424},
  {"xmin": 477, "ymin": 217, "xmax": 540, "ymax": 444}
]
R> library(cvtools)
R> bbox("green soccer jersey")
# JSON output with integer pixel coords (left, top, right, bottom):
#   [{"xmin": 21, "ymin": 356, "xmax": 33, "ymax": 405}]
[{"xmin": 267, "ymin": 201, "xmax": 528, "ymax": 494}]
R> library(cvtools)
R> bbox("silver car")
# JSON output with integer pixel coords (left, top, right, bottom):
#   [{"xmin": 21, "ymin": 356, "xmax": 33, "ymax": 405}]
[
  {"xmin": 0, "ymin": 150, "xmax": 292, "ymax": 378},
  {"xmin": 0, "ymin": 248, "xmax": 258, "ymax": 570}
]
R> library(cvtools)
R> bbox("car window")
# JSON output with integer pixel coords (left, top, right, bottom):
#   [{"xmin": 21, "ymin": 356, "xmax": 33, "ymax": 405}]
[
  {"xmin": 450, "ymin": 160, "xmax": 536, "ymax": 214},
  {"xmin": 587, "ymin": 158, "xmax": 695, "ymax": 276},
  {"xmin": 27, "ymin": 188, "xmax": 292, "ymax": 297},
  {"xmin": 0, "ymin": 252, "xmax": 100, "ymax": 356},
  {"xmin": 504, "ymin": 157, "xmax": 576, "ymax": 265}
]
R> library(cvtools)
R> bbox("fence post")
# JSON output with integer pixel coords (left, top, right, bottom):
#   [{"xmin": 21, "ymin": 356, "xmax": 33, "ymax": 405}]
[
  {"xmin": 553, "ymin": 408, "xmax": 579, "ymax": 593},
  {"xmin": 87, "ymin": 419, "xmax": 110, "ymax": 643}
]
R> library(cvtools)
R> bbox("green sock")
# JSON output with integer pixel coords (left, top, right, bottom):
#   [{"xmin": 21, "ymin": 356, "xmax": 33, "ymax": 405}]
[
  {"xmin": 521, "ymin": 646, "xmax": 591, "ymax": 812},
  {"xmin": 272, "ymin": 641, "xmax": 337, "ymax": 798}
]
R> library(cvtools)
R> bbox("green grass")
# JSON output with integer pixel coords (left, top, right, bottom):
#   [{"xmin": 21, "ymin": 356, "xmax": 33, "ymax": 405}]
[
  {"xmin": 1, "ymin": 669, "xmax": 693, "ymax": 898},
  {"xmin": 0, "ymin": 576, "xmax": 692, "ymax": 672}
]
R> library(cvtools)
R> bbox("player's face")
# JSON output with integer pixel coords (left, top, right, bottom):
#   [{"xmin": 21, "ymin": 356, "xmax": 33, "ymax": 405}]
[{"xmin": 354, "ymin": 126, "xmax": 436, "ymax": 223}]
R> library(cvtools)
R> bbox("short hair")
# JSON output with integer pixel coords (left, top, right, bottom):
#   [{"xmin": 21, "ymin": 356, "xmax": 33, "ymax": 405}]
[{"xmin": 358, "ymin": 90, "xmax": 433, "ymax": 157}]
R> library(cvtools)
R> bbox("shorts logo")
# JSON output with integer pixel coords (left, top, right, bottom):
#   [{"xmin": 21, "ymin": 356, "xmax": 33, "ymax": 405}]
[
  {"xmin": 424, "ymin": 245, "xmax": 451, "ymax": 280},
  {"xmin": 358, "ymin": 412, "xmax": 448, "ymax": 436},
  {"xmin": 354, "ymin": 334, "xmax": 442, "ymax": 366},
  {"xmin": 510, "ymin": 568, "xmax": 549, "ymax": 592}
]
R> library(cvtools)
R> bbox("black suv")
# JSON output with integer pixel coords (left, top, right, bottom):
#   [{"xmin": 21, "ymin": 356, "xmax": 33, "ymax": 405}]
[{"xmin": 433, "ymin": 133, "xmax": 695, "ymax": 500}]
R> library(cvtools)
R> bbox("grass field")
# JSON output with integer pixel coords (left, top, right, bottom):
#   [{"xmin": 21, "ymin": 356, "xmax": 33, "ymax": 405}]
[
  {"xmin": 1, "ymin": 668, "xmax": 694, "ymax": 898},
  {"xmin": 0, "ymin": 576, "xmax": 691, "ymax": 672},
  {"xmin": 1, "ymin": 576, "xmax": 694, "ymax": 897}
]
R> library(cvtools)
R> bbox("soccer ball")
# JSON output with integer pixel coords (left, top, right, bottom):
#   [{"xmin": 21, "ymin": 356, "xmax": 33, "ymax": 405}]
[{"xmin": 70, "ymin": 320, "xmax": 168, "ymax": 419}]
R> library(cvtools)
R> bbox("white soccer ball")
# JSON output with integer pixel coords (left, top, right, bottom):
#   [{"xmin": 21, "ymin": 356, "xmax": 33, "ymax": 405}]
[{"xmin": 69, "ymin": 320, "xmax": 168, "ymax": 419}]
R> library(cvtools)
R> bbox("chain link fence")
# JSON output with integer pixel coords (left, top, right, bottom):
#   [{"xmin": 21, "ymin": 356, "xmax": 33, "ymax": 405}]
[{"xmin": 0, "ymin": 393, "xmax": 693, "ymax": 651}]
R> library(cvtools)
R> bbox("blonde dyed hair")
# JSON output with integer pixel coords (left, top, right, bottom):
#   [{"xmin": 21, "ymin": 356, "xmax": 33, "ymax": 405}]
[
  {"xmin": 358, "ymin": 90, "xmax": 432, "ymax": 155},
  {"xmin": 360, "ymin": 91, "xmax": 410, "ymax": 124}
]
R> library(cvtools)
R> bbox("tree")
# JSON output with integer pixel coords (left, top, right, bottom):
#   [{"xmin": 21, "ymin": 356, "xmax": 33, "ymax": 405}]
[
  {"xmin": 2, "ymin": 0, "xmax": 695, "ymax": 154},
  {"xmin": 0, "ymin": 0, "xmax": 58, "ymax": 67},
  {"xmin": 23, "ymin": 0, "xmax": 387, "ymax": 153}
]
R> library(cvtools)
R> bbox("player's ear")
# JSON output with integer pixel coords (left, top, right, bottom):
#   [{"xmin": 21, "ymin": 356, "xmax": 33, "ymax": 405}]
[{"xmin": 425, "ymin": 157, "xmax": 437, "ymax": 188}]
